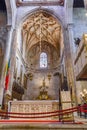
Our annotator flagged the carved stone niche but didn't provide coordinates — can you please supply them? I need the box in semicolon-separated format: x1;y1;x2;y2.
12;80;24;100
12;91;23;100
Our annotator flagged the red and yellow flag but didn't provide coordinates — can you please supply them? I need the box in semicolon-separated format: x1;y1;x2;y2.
5;59;10;91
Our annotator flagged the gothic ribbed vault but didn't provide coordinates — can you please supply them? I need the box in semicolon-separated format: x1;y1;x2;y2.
22;11;62;64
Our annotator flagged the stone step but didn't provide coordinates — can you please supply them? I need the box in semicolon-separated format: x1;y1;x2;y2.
0;123;87;130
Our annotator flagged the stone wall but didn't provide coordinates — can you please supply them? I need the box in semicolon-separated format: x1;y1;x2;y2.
23;71;60;100
0;12;7;78
73;8;87;104
0;12;7;26
73;8;87;39
16;6;65;27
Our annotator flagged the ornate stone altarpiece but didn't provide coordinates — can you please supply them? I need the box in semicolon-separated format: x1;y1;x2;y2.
8;100;59;120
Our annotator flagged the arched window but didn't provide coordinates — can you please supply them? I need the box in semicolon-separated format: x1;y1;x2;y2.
40;52;47;68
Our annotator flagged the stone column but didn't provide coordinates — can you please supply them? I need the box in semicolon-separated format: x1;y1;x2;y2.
0;25;14;107
63;24;77;104
8;29;17;93
4;29;17;110
67;24;76;56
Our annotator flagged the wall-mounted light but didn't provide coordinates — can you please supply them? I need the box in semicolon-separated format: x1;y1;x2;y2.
47;73;51;81
27;73;33;81
85;13;87;17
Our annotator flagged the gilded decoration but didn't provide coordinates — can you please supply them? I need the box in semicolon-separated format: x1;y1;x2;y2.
27;73;33;80
80;89;87;103
36;78;52;100
23;74;27;88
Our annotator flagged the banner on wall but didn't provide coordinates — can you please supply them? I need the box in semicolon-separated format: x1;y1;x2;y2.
4;59;10;91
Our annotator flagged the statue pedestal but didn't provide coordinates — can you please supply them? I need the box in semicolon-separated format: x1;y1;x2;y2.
8;100;59;120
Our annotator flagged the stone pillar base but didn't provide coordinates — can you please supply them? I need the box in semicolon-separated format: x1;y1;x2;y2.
4;90;11;111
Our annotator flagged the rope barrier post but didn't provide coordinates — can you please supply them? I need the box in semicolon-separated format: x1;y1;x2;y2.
59;88;62;122
84;103;87;119
78;104;82;117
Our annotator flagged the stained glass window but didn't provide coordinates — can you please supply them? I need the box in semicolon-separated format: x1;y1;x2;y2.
40;52;47;68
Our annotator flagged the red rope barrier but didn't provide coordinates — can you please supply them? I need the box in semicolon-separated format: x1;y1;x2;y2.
0;109;77;119
80;110;87;112
79;105;87;113
0;106;78;115
0;105;87;119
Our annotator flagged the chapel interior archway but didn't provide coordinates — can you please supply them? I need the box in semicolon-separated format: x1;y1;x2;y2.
13;10;66;100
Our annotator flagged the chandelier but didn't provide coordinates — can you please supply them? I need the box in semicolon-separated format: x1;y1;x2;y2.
80;89;87;103
39;13;42;54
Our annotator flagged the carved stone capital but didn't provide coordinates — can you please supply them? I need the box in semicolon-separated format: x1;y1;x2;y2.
6;25;12;31
67;23;74;30
64;23;74;31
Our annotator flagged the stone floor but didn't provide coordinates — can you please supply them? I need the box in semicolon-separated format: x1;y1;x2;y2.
0;123;87;130
0;115;87;130
74;115;87;124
